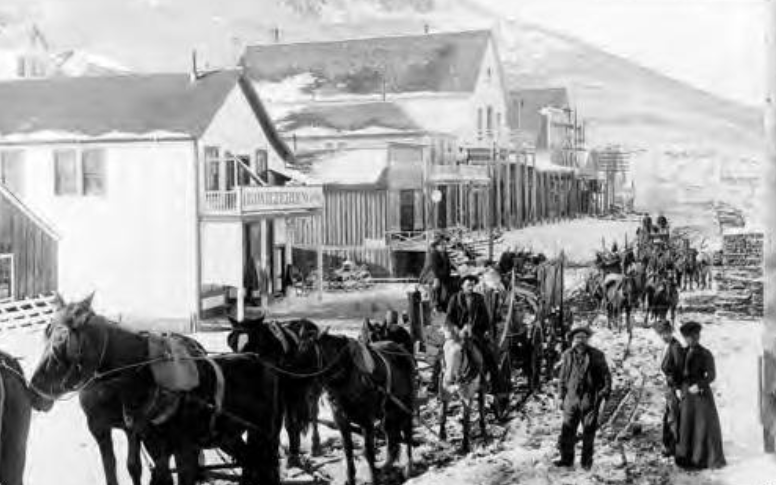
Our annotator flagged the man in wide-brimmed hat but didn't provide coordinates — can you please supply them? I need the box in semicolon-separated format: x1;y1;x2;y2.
652;319;685;457
555;322;611;470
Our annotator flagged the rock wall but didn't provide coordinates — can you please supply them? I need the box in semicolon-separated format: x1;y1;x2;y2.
715;232;764;318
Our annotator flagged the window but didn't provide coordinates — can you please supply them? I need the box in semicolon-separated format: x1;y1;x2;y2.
255;149;268;181
16;55;46;78
486;67;492;82
477;108;483;140
0;150;24;195
54;149;78;195
0;254;12;302
224;151;235;191
53;148;107;196
486;106;493;136
204;146;220;191
82;149;106;196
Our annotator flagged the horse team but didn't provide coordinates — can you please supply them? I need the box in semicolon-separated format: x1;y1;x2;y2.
587;215;713;335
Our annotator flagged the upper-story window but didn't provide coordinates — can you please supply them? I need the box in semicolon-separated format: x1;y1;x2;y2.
255;149;269;183
204;146;220;191
477;108;483;141
486;106;494;137
486;67;492;83
16;55;46;78
54;148;107;196
0;150;24;195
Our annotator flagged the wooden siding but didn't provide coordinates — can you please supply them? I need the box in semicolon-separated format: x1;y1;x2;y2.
292;187;390;247
0;191;58;299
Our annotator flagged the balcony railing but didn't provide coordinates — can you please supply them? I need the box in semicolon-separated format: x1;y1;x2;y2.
203;185;324;216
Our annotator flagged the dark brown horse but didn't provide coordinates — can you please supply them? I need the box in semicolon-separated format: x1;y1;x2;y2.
29;295;283;485
0;351;32;485
226;316;324;468
294;329;415;485
644;272;679;325
360;319;414;356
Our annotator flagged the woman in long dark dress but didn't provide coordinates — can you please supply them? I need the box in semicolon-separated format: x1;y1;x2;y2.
675;320;726;470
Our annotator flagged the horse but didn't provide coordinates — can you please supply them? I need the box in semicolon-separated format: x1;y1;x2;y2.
227;316;324;468
292;328;415;485
677;247;698;292
644;272;679;325
29;294;284;485
360;319;414;356
438;325;487;453
0;351;33;485
602;274;635;335
695;251;713;290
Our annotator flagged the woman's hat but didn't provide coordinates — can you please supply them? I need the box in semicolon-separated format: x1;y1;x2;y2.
679;320;702;336
568;322;593;339
652;319;673;334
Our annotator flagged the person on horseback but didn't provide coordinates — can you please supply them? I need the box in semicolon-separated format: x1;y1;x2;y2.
430;275;498;393
555;323;611;470
419;236;454;312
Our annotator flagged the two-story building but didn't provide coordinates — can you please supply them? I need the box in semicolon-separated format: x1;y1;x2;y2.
0;70;323;329
508;87;595;223
241;29;510;270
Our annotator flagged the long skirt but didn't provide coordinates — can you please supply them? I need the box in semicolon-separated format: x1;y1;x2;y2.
675;388;726;470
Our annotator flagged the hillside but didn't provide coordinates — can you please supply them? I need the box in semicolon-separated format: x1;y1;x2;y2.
9;0;764;221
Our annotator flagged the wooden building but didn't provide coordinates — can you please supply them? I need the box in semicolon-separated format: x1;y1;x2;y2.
0;184;58;301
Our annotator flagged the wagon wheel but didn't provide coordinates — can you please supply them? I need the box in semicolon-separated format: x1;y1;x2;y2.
491;351;513;422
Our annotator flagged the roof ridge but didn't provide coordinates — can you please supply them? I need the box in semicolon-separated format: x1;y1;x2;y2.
245;29;491;50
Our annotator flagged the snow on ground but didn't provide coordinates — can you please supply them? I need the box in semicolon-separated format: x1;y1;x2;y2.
4;217;771;485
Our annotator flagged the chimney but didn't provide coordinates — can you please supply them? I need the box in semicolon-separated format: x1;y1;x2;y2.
424;23;430;34
273;27;281;43
190;50;199;82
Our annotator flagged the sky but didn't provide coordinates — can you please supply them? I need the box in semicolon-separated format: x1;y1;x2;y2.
0;0;765;106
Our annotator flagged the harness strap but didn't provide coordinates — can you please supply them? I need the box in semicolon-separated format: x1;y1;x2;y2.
371;347;413;416
206;357;226;435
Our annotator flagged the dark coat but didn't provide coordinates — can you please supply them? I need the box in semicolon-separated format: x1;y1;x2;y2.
675;344;726;469
558;345;612;403
662;338;686;389
420;248;452;284
445;291;491;338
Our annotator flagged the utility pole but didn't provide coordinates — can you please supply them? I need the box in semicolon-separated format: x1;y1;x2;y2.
761;0;776;453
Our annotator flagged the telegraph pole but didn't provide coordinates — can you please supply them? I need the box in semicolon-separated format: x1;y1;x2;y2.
761;0;776;452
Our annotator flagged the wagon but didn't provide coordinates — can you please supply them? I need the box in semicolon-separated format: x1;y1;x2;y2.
489;254;570;415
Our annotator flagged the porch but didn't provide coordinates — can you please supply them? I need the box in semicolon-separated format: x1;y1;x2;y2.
201;185;324;218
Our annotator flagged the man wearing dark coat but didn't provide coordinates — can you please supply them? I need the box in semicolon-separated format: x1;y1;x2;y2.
555;324;612;470
419;237;454;312
674;321;726;470
430;275;497;392
653;319;685;457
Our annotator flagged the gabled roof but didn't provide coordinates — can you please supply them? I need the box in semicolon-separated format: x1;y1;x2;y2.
278;102;420;135
0;183;59;240
508;87;570;143
242;30;492;96
0;70;240;139
298;148;389;187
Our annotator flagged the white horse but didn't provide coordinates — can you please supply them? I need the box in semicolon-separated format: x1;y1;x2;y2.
437;325;487;453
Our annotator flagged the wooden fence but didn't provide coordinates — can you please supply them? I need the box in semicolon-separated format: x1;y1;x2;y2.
0;293;57;331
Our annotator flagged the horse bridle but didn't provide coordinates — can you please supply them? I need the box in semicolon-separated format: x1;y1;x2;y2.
36;313;110;400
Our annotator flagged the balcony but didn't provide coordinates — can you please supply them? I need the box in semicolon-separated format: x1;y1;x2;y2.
202;185;324;217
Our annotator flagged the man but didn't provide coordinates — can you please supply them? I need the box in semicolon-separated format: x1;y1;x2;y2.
429;275;496;392
419;237;454;312
555;323;612;470
653;319;685;457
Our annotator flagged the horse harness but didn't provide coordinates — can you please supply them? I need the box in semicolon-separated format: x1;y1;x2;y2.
363;344;413;416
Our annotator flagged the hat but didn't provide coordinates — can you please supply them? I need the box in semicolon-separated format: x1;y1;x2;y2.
679;320;702;336
652;319;672;334
568;322;593;339
460;274;479;285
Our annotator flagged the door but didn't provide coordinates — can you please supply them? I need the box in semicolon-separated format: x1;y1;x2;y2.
399;190;415;232
436;186;448;229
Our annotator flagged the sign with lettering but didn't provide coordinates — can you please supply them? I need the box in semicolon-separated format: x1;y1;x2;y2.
242;186;324;213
